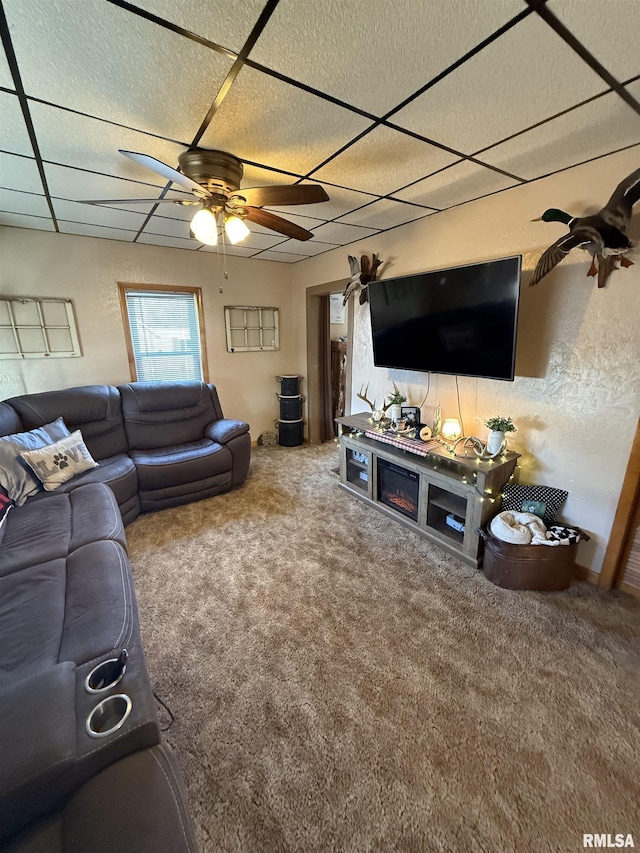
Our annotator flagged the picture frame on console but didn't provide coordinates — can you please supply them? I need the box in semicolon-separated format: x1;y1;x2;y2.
401;406;421;428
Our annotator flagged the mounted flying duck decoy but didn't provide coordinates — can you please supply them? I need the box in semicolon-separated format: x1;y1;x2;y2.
530;167;640;288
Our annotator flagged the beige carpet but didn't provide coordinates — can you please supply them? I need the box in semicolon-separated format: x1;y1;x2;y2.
126;443;640;853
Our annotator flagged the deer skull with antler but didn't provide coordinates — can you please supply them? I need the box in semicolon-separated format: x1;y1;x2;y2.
357;383;387;422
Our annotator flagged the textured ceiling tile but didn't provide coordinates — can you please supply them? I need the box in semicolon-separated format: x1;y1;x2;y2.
137;233;200;249
199;243;260;257
199;65;371;175
392;14;608;153
337;198;435;230
249;0;522;115
0;45;14;88
57;221;136;241
143;215;195;239
0;152;44;193
392;160;520;209
480;83;640;180
0;92;33;156
240;231;288;251
312;125;459;195
4;0;234;141
0;213;55;231
43;163;169;204
255;249;306;263
311;221;379;244
0;188;50;217
29;102;189;182
51;198;147;231
131;0;268;53
271;240;339;257
548;0;640;82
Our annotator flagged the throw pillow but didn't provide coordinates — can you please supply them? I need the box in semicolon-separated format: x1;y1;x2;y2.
20;430;98;491
500;483;568;526
0;417;71;505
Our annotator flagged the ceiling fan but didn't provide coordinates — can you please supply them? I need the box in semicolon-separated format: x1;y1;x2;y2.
81;149;330;245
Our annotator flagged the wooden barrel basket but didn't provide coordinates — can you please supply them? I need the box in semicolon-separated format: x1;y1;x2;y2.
479;527;579;591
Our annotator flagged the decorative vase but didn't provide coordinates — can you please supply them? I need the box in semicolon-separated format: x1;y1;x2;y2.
390;404;402;424
487;429;505;454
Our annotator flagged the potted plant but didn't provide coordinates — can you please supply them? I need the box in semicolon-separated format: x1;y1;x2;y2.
385;383;407;424
484;416;516;454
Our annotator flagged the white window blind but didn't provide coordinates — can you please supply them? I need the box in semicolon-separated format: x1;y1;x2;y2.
124;290;204;381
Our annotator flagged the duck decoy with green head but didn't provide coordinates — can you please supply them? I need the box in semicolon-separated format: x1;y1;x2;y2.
530;167;640;288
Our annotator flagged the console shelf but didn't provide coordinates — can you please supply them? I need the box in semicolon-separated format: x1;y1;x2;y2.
336;413;519;568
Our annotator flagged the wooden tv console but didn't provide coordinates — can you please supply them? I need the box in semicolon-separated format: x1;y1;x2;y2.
336;413;519;568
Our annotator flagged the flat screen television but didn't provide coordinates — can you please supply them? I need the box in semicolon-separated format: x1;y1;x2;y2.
368;255;522;381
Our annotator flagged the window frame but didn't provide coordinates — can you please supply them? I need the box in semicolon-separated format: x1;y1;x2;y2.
0;296;82;360
224;305;280;353
117;282;209;383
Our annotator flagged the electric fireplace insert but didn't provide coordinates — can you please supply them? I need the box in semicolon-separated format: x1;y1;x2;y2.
377;457;419;522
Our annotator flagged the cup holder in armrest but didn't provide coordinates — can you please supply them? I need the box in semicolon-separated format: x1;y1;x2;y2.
84;650;128;694
86;694;132;738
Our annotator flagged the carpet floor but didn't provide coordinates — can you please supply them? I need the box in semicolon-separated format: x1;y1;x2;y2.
126;443;640;853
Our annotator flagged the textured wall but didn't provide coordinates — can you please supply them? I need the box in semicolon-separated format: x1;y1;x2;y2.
0;229;301;438
294;148;640;573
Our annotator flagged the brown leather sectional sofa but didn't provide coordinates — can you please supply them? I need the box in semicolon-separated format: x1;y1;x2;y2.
0;380;251;851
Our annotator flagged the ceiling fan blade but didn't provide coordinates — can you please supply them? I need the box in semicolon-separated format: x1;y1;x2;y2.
245;207;314;241
79;197;199;205
233;184;329;208
119;150;209;196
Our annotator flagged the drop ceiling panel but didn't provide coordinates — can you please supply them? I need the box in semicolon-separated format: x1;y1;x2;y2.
548;0;640;82
256;249;308;263
0;152;44;193
391;13;609;154
143;215;197;240
198;65;372;176
199;243;260;257
392;160;521;209
0;188;50;217
337;198;434;230
250;0;522;116
29;102;189;181
137;233;200;250
42;163;171;205
480;83;640;180
313;125;459;196
0;213;55;231
240;231;289;251
132;0;269;54
0;92;33;156
4;0;235;141
51;198;147;231
271;240;338;257
311;221;379;245
57;221;136;242
0;44;14;88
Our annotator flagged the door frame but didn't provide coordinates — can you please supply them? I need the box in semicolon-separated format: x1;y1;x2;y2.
599;417;640;590
306;281;353;445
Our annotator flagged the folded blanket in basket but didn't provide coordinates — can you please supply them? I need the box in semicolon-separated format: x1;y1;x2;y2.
489;511;557;546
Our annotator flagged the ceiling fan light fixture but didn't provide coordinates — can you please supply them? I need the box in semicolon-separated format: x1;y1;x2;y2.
190;207;218;245
224;214;250;245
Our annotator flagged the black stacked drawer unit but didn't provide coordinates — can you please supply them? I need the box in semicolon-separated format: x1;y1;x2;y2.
276;375;304;446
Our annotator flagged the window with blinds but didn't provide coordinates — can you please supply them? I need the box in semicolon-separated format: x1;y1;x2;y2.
118;284;207;382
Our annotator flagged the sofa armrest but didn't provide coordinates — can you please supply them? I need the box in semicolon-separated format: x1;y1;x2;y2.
205;419;250;445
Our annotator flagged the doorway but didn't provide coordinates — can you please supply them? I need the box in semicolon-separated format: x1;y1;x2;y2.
306;281;353;445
